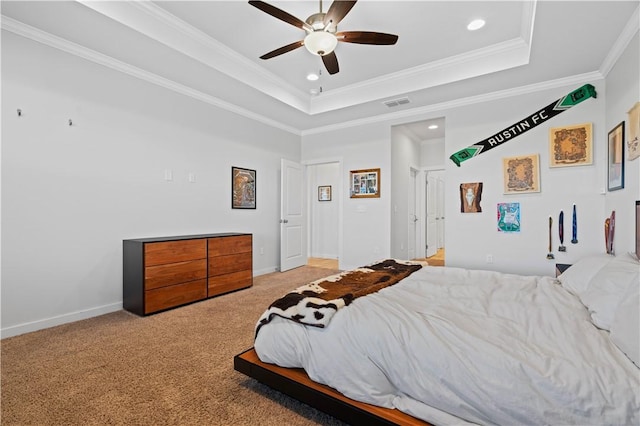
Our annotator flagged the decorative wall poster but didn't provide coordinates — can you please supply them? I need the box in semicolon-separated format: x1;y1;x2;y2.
460;182;483;213
549;122;593;167
607;122;625;191
502;154;540;194
449;84;597;166
628;102;640;160
350;168;380;198
318;185;332;201
497;202;520;232
231;166;256;209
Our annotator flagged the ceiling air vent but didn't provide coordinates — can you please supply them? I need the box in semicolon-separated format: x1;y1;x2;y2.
383;97;410;108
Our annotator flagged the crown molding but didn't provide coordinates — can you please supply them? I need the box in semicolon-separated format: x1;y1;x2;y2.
2;14;605;139
302;71;604;136
77;0;538;117
599;5;639;77
1;15;301;135
310;36;531;115
309;1;538;114
77;0;311;113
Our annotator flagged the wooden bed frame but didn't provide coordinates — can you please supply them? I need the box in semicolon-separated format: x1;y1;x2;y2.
234;347;431;426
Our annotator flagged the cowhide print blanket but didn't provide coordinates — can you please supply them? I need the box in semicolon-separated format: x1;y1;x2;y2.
255;259;423;336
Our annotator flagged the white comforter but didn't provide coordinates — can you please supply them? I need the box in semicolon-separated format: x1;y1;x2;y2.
255;265;640;425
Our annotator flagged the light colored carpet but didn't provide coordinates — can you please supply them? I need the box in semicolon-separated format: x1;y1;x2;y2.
1;266;346;426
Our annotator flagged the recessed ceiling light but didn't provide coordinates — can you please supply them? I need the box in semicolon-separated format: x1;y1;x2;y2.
307;73;319;81
467;19;485;31
428;124;439;130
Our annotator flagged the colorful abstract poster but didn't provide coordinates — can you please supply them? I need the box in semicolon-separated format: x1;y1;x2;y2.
497;202;520;232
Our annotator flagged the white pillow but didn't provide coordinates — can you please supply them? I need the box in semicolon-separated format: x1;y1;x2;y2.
610;278;640;367
557;254;613;296
579;255;640;330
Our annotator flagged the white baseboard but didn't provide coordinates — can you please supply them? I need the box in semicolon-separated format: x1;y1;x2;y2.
2;267;282;339
253;266;278;276
1;302;122;339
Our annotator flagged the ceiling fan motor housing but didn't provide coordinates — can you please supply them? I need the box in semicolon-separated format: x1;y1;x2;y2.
304;13;338;56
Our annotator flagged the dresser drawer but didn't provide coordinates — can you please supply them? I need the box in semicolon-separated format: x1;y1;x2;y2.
144;279;207;314
144;259;207;290
208;235;252;257
208;270;253;297
145;240;206;267
208;253;252;277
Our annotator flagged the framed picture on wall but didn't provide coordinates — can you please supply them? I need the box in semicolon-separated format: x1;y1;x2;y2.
502;154;540;194
460;182;483;213
318;185;332;201
350;168;380;198
549;122;593;167
607;122;625;191
497;202;521;233
231;166;256;209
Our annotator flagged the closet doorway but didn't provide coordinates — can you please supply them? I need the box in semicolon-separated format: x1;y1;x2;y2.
425;169;445;264
306;161;342;270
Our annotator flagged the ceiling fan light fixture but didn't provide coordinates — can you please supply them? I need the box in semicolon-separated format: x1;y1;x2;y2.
304;31;338;56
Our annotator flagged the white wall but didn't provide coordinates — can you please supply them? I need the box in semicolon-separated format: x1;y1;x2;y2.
445;81;608;275
302;124;391;270
307;162;340;259
3;21;636;338
390;127;421;259
604;32;640;255
420;138;446;167
304;80;613;276
1;33;300;337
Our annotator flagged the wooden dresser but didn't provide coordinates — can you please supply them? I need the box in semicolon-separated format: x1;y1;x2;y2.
123;233;252;316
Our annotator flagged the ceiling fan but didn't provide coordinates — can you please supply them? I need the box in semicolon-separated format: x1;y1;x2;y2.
248;0;398;75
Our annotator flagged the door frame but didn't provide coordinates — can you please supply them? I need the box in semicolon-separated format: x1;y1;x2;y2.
280;159;307;272
408;167;426;259
424;166;445;258
303;157;344;270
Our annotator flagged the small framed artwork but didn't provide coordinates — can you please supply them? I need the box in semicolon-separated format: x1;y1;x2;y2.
497;202;521;233
549;122;593;167
350;168;380;198
460;182;483;213
627;102;639;160
607;122;625;191
231;166;256;209
503;154;540;194
318;185;332;201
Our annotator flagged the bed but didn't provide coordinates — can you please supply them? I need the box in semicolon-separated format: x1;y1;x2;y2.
235;255;639;425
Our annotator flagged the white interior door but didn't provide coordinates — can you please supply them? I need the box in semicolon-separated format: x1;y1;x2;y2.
436;174;445;248
408;169;418;260
280;159;307;271
425;172;438;257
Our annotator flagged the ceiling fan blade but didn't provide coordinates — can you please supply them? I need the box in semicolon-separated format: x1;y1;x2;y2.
336;31;398;45
322;51;340;75
259;41;304;59
249;1;308;30
323;1;357;27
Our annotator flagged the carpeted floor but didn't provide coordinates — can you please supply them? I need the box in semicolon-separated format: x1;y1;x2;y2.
1;266;347;426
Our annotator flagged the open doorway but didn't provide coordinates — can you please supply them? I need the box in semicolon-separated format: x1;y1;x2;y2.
391;117;445;265
306;161;341;270
426;170;445;266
